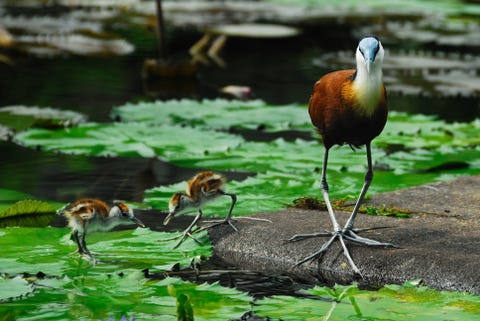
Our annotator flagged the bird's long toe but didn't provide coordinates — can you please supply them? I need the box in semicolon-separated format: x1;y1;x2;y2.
294;233;339;267
344;229;396;247
202;218;239;232
288;230;334;242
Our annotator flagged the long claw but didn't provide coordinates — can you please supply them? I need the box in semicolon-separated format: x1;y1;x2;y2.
158;230;204;249
202;216;271;232
291;228;396;276
338;235;362;277
346;230;397;247
287;231;333;242
293;234;338;267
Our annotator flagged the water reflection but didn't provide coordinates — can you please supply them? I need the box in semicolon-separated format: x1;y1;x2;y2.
0;142;198;202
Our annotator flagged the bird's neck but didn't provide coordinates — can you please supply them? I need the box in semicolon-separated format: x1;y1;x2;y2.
352;63;384;116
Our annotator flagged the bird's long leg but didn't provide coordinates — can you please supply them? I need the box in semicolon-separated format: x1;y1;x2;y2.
293;233;339;266
159;210;205;249
202;192;271;232
79;232;97;263
71;228;96;263
341;143;395;247
71;230;84;254
289;147;341;242
290;145;393;274
344;143;373;231
320;148;342;232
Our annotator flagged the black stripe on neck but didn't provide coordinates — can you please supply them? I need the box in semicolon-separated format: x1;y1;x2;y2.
350;70;357;81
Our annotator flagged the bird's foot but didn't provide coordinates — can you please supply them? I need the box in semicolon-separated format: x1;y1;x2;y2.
291;228;396;276
68;249;98;264
158;228;204;249
202;216;272;232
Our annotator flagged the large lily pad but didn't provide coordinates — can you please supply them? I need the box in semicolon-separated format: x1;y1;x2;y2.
111;99;310;132
14;123;244;159
0;227;211;277
0;106;87;131
0;272;251;321
207;23;300;38
1;8;135;57
144;143;480;216
0;199;56;228
0;225;252;321
379;113;480;148
254;282;480;321
0;189;65;227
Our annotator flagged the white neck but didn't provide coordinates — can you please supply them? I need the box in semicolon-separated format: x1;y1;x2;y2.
352;47;384;116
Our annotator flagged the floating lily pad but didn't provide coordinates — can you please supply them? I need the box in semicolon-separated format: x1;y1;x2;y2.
207;23;300;38
14;123;244;159
254;282;480;321
15;34;134;57
0;272;251;321
1;8;135;57
0;276;33;302
0;226;251;321
144;144;480;216
0;227;211;277
0;199;56;228
0;124;13;141
111;99;310;132
0;106;87;131
379;114;480;148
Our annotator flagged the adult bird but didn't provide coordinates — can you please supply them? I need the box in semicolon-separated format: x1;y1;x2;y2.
289;36;395;275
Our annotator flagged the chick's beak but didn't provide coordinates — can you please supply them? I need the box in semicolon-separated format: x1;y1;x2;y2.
131;216;146;228
163;212;174;226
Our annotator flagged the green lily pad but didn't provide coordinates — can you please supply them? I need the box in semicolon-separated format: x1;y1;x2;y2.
379;113;480;149
0;199;56;228
144;145;480;216
0;124;13;141
0;227;211;276
12;103;480;215
111;99;310;132
14;123;244;159
0;276;34;302
0;271;251;321
144;171;318;216
0;106;86;131
254;282;480;321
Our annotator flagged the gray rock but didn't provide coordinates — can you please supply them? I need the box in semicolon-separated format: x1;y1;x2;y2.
207;176;480;294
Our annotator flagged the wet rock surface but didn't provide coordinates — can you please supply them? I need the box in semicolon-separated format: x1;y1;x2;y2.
206;176;480;294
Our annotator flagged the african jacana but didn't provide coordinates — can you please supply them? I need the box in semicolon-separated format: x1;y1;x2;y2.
162;171;270;248
58;198;145;262
289;36;395;275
